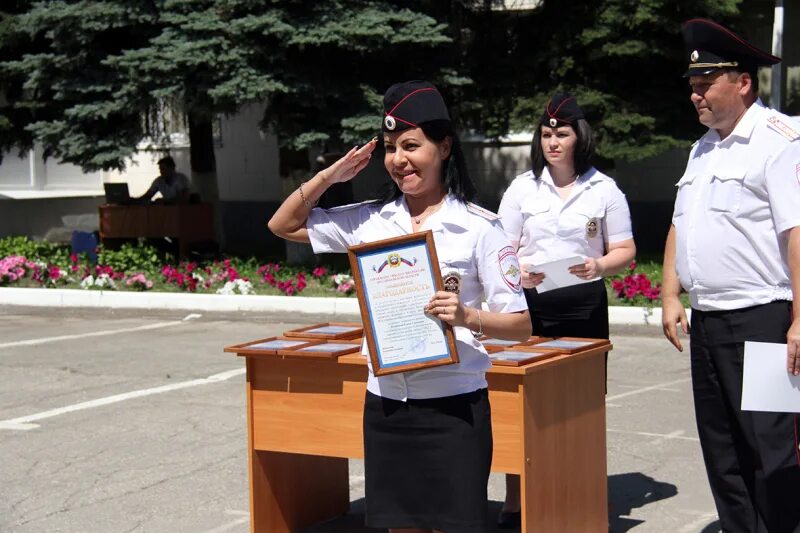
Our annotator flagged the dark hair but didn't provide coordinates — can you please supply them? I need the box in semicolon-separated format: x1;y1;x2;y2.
379;119;476;204
157;156;176;168
531;119;595;179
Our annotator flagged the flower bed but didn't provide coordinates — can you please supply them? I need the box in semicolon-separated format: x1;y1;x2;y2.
0;236;685;306
0;237;355;297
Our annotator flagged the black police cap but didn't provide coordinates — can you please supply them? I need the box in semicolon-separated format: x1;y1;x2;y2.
682;18;780;77
539;93;584;128
382;80;450;133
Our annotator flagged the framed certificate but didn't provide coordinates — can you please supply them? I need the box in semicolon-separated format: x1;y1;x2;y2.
489;346;565;367
529;337;611;354
223;336;322;356
283;322;363;340
347;231;458;376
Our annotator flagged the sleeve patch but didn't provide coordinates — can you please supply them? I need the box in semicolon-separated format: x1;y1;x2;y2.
766;116;800;142
498;246;522;292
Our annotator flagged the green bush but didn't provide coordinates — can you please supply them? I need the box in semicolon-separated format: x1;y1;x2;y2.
96;240;165;276
0;236;71;265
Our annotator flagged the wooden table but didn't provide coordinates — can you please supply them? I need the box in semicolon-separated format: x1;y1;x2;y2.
98;204;213;257
227;344;610;532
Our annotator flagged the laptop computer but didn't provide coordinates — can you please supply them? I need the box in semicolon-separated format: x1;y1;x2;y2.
103;182;132;205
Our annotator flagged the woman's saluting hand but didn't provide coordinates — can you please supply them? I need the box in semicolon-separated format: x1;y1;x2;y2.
320;139;378;184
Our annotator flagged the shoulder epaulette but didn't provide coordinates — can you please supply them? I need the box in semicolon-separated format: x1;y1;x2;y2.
466;202;500;221
323;199;378;213
766;116;800;142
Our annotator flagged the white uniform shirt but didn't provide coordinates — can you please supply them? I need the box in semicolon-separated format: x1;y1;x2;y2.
672;99;800;311
307;194;527;401
498;166;633;278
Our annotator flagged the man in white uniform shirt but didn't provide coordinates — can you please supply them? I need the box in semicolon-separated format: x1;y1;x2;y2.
661;18;800;533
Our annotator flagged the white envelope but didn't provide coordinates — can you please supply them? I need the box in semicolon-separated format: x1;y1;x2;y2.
523;255;593;294
741;341;800;413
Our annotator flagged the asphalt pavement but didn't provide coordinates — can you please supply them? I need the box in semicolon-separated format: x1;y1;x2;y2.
0;306;719;532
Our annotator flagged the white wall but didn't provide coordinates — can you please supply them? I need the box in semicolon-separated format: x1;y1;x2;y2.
0;149;32;188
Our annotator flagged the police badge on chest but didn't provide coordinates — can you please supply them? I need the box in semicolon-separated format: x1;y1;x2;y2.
586;218;598;239
443;271;461;294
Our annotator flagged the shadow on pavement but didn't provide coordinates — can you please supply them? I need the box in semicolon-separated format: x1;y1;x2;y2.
300;499;514;532
300;474;683;533
700;520;721;533
609;472;678;532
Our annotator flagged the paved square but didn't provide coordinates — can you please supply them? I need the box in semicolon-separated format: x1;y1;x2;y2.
0;307;717;532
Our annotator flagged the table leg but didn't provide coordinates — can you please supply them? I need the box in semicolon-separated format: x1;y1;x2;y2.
521;352;608;531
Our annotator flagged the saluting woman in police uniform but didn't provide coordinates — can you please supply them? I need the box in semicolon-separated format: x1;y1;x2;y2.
269;80;531;533
495;93;636;527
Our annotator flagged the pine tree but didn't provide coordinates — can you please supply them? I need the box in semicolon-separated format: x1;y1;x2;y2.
1;0;749;175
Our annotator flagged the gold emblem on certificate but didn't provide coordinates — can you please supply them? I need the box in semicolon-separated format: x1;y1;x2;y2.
586;218;598;238
443;271;461;294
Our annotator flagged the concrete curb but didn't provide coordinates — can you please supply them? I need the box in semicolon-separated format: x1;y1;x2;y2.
0;287;673;326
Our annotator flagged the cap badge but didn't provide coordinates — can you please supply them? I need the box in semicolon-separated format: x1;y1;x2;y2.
690;50;699;62
549;117;558;127
384;115;396;131
586;218;598;239
443;271;461;294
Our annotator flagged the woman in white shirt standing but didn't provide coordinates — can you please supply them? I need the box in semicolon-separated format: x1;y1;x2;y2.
495;93;636;527
269;80;531;533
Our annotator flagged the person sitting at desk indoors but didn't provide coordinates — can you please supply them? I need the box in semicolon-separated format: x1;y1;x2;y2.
268;80;531;533
495;93;636;528
136;156;191;204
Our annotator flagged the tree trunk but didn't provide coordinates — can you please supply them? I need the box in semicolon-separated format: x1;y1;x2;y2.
188;111;224;249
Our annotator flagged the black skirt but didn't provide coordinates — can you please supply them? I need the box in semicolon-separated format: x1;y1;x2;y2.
524;278;609;338
363;389;493;532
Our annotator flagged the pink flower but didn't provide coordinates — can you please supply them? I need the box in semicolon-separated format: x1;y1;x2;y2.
336;281;354;294
312;267;327;278
643;287;661;300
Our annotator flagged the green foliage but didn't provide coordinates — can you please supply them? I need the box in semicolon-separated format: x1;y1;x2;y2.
0;236;71;264
462;0;743;162
1;0;752;172
96;241;166;275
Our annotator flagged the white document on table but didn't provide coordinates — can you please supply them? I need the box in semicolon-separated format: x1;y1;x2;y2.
741;341;800;412
524;255;592;294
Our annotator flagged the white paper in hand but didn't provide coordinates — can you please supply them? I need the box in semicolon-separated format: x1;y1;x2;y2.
525;256;593;294
741;341;800;413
